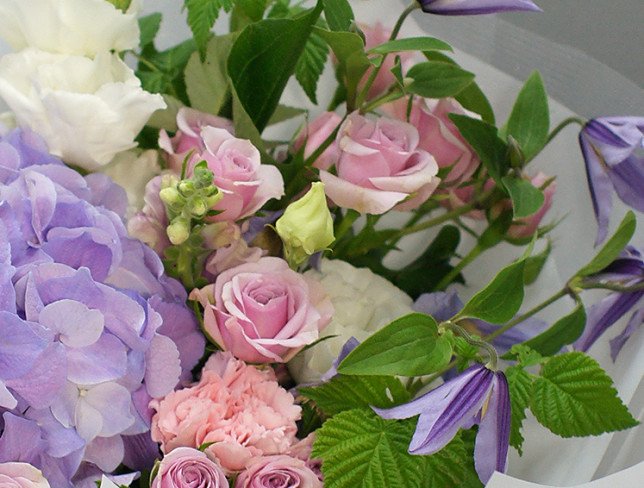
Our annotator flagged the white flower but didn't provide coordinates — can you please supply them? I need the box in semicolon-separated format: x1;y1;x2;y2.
0;0;141;57
0;48;166;170
289;259;413;384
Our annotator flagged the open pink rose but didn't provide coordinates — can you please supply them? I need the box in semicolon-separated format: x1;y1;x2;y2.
292;112;342;170
235;456;322;488
0;463;50;488
320;112;440;214
190;257;333;363
150;352;301;473
151;448;227;488
159;107;234;172
382;97;481;184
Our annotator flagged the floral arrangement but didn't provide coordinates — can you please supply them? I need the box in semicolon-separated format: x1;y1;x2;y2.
0;1;641;487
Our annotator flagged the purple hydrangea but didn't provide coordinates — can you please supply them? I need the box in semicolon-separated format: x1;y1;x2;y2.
0;129;205;487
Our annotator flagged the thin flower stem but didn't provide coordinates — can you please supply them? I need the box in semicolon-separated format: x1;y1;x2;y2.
434;244;483;291
393;203;477;238
546;116;586;144
361;89;405;113
331;210;360;248
580;282;644;293
390;2;421;41
446;322;499;370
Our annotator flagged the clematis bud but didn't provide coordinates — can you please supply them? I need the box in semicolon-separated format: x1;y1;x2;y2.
276;182;335;269
418;0;541;15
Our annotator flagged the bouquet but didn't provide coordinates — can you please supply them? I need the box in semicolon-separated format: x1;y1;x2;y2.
0;1;641;487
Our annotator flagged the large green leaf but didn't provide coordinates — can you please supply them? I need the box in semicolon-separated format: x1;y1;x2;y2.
338;313;453;376
369;37;452;55
577;211;636;277
523;239;552;285
312;409;424;488
421;434;483;487
502;176;545;218
230;0;271;31
406;61;475;99
505;71;549;160
506;366;533;455
531;352;638;437
322;0;354;31
295;28;329;104
299;375;410;417
228;2;323;132
138;13;162;49
523;302;586;356
185;0;235;56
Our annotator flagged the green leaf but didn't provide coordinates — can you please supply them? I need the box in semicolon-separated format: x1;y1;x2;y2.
185;0;235;56
230;0;270;31
338;313;453;376
502;176;545;218
420;434;483;487
184;33;236;115
406;61;475;99
457;257;527;324
506;71;549;160
531;352;638;437
323;0;354;31
577;211;636;277
230;85;271;159
139;13;162;49
506;366;533;455
300;375;410;417
267;104;306;126
508;344;546;368
523;239;552;285
295;29;329;104
312;409;424;488
449;114;509;184
369;37;452;55
523;302;586;356
229;3;323;132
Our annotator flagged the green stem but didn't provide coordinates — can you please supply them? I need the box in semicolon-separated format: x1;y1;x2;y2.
331;210;360;248
393;202;477;238
580;281;644;293
486;287;570;341
390;2;420;41
446;322;499;370
546;116;586;144
361;89;405;113
434;244;483;291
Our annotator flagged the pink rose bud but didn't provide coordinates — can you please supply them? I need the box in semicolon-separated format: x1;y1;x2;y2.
292;112;342;170
0;462;50;488
151;448;228;488
235;455;322;488
159;107;234;173
319;111;440;215
382;97;481;184
190;257;333;363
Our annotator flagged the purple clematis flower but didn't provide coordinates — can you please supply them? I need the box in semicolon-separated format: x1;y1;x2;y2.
418;0;541;16
374;364;510;484
575;247;643;356
579;117;644;245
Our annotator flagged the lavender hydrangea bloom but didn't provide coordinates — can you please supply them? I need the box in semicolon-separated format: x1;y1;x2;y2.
579;117;644;245
419;0;541;16
374;364;510;484
0;129;205;486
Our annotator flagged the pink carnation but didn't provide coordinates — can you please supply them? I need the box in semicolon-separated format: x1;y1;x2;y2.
150;352;301;473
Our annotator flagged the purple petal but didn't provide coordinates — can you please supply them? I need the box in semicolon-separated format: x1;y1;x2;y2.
83;382;136;439
25;408;85;458
609;308;643;361
122;433;160;471
0;412;46;464
84;435;124;472
0;311;49;380
66;333;128;385
144;334;181;398
84;173;128;218
584;118;643;166
608;155;644;212
320;337;361;382
474;372;511;484
420;0;541;15
413;289;464;322
476;317;548;355
38;299;105;348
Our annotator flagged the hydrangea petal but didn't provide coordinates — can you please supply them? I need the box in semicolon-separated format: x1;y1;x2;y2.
38;299;104;348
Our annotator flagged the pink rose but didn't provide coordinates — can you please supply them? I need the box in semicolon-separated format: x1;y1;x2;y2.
439;178;496;220
319;112;440;215
0;463;50;488
151;448;227;488
235;455;322;488
292;112;342;170
382;97;481;184
159;107;234;172
203;223;265;278
190;257;333;363
505;172;557;241
150;352;301;473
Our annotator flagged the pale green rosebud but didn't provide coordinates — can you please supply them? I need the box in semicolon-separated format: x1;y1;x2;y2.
276;182;334;268
167;218;191;245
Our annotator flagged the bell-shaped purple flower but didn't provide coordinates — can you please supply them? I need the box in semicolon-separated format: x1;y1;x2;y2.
579;116;644;245
418;0;541;16
373;364;510;484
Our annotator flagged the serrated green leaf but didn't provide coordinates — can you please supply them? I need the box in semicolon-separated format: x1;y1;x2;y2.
184;33;236;115
506;366;533;455
138;13;162;49
296;29;329;104
457;256;527;324
449;114;509;184
299;375;410;417
577;211;636;277
506;344;546;368
369;37;452;55
420;434;483;487
531;352;638;437
523;302;586;356
323;0;354;31
506;71;549;160
406;61;475;99
229;3;323;132
338;313;453;376
185;0;235;56
312;409;423;488
523;239;552;284
502;176;545;218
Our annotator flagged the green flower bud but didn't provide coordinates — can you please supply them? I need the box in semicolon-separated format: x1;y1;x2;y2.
161;173;180;190
167;218;191;245
178;180;195;196
159;187;182;206
190;197;208;218
276;182;334;268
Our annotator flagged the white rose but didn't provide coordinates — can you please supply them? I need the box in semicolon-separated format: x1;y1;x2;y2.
0;48;166;170
289;259;414;384
0;0;141;56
